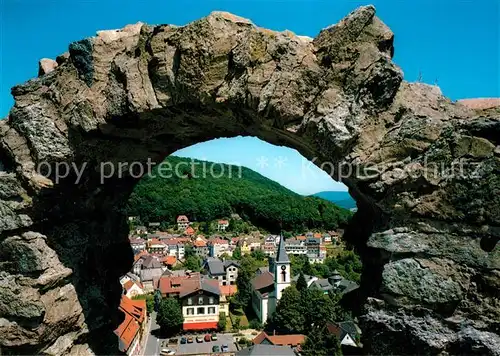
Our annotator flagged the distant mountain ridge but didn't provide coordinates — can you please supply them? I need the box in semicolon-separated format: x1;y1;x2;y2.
311;191;357;209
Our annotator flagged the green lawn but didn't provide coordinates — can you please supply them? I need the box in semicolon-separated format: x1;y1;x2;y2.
230;308;249;329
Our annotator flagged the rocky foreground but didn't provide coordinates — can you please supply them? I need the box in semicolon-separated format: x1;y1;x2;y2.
0;5;499;355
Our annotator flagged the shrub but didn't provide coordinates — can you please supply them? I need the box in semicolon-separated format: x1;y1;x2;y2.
249;319;263;330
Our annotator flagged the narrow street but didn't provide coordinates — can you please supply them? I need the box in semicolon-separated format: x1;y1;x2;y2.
143;311;160;356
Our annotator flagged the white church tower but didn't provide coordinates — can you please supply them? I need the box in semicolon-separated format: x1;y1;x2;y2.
274;233;291;301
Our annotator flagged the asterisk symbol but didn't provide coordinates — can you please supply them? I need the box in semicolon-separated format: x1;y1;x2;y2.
274;156;288;169
256;156;269;169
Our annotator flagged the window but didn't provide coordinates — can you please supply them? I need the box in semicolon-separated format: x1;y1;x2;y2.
208;307;216;314
187;308;194;315
198;297;204;305
187;298;193;305
197;307;205;315
229;275;234;279
209;297;214;305
281;271;286;282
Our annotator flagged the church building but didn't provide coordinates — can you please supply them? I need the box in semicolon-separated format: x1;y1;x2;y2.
250;234;291;323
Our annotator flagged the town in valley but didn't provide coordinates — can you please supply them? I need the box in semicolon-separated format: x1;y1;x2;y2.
116;214;362;356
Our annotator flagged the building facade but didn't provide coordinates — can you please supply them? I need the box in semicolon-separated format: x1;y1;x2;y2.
179;279;221;331
177;215;189;230
250;234;290;323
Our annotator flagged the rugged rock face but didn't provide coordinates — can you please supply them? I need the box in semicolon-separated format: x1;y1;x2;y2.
0;5;498;355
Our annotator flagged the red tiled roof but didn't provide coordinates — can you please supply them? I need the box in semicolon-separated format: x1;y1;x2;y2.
326;322;341;338
148;238;165;246
114;296;146;352
296;235;306;240
157;273;201;296
219;284;237;296
268;334;305;346
313;233;322;238
251;271;274;291
194;239;207;247
252;331;267;345
209;238;228;245
133;250;148;262
177;215;189;222
218;220;229;225
123;280;134;291
253;331;305;346
185;227;195;235
161;256;177;266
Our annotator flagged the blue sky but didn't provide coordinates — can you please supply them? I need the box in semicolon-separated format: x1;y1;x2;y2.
1;0;498;194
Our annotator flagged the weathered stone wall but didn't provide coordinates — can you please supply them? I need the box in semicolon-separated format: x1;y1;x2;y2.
0;6;498;355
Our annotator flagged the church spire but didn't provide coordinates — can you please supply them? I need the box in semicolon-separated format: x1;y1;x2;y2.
276;232;290;263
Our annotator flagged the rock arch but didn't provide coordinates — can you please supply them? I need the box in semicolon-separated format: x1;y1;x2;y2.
0;5;498;355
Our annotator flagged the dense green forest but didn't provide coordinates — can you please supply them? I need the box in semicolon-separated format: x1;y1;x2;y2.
126;156;352;232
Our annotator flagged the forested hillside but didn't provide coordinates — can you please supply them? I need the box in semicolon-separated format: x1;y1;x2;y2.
126;156;352;232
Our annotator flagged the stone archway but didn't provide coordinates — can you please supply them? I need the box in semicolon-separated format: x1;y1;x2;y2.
0;5;498;355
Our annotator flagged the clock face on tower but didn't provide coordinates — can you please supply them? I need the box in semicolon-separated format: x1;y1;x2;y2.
281;265;286;271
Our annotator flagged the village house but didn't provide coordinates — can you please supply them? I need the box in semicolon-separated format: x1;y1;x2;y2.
184;226;196;236
326;321;361;350
329;230;341;244
160;255;178;269
308;270;359;295
284;238;307;255
179;278;221;331
291;274;318;288
177;215;190;230
219;284;237;316
262;242;277;257
239;237;261;254
252;331;305;348
251;235;290;323
163;238;186;260
217;219;230;231
203;257;240;285
193;239;209;259
305;234;326;263
122;279;144;298
156;272;201;298
129;237;146;253
114;296;147;355
133;255;164;293
208;237;230;257
146;238;167;254
262;235;278;256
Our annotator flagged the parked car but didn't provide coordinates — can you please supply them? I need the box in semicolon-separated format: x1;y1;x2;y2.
221;344;229;352
211;333;218;341
204;334;211;342
212;345;220;352
196;335;204;343
180;337;187;344
187;336;194;343
160;348;176;356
